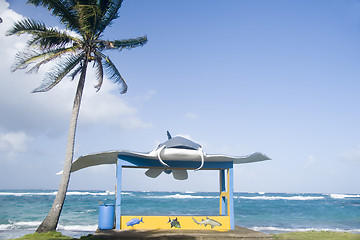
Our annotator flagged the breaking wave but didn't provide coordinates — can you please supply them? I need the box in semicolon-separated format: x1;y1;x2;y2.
146;193;217;199
329;194;360;199
0;221;41;230
57;224;98;232
236;196;324;200
0;221;97;232
0;191;116;196
251;226;360;234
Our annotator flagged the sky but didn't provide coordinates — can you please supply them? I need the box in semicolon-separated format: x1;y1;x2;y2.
0;0;360;194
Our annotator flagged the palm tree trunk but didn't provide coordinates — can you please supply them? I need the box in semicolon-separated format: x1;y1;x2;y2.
36;60;88;233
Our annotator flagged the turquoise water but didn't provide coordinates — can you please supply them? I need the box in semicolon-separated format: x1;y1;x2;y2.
0;190;359;239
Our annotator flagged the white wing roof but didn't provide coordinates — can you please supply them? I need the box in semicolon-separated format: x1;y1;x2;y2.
70;150;270;173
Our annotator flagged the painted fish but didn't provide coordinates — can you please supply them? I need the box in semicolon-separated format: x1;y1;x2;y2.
167;217;181;228
126;217;144;227
192;217;222;229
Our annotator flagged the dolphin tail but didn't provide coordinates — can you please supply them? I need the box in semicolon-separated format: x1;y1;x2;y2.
167;217;171;223
140;217;143;223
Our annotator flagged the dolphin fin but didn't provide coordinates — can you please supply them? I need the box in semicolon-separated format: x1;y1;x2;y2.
172;169;188;180
167;131;172;139
234;152;271;164
145;168;163;178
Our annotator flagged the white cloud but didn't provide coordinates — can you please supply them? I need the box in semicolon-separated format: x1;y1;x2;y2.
144;90;156;101
79;74;152;129
0;1;23;24
305;155;315;168
0;3;70;136
185;112;198;119
0;131;33;154
338;145;360;164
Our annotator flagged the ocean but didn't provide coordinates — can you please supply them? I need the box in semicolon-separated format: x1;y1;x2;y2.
0;190;359;239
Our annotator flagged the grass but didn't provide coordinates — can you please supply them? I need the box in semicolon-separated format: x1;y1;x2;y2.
272;231;360;240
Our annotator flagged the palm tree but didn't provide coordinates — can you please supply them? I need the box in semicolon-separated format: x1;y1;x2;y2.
7;0;147;233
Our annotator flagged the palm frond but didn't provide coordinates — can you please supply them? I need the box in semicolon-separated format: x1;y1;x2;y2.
97;0;123;34
98;0;112;15
69;65;82;81
29;29;79;49
113;36;148;49
7;18;79;49
26;0;79;32
6;18;47;36
27;47;79;73
10;0;146;96
11;49;47;72
10;51;35;71
11;47;77;73
75;3;101;35
98;35;147;50
102;55;127;94
93;54;104;91
32;53;84;92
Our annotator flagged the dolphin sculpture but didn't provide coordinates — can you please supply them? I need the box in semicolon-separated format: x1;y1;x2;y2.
67;131;270;180
143;131;205;180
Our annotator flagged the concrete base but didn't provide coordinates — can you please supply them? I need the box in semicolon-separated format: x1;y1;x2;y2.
94;225;274;239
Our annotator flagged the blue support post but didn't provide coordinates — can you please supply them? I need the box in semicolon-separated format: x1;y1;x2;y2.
219;169;226;215
116;159;122;230
229;167;234;229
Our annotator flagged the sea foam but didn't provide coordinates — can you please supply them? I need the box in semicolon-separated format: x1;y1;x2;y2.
0;192;57;196
0;221;97;232
146;193;217;199
236;195;324;200
0;191;116;196
251;226;360;234
0;221;41;230
329;194;360;199
57;224;98;232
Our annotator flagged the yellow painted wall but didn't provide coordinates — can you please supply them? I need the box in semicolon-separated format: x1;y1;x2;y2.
121;215;230;230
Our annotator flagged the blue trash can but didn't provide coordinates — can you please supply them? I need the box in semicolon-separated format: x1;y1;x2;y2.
98;204;115;230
